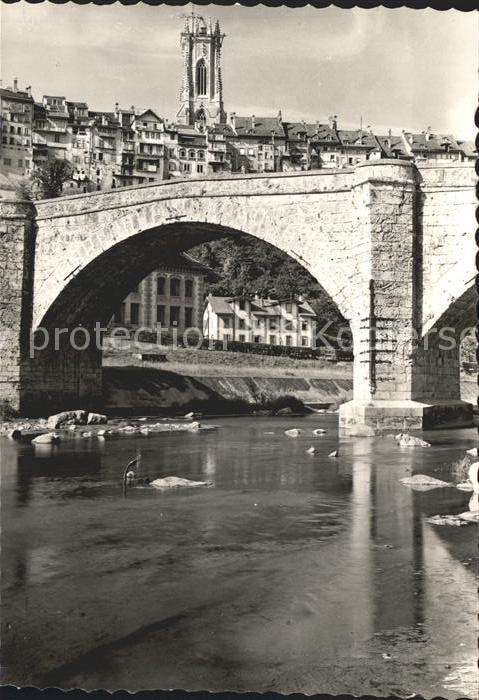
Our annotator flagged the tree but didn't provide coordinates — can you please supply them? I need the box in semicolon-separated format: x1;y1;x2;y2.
190;235;348;332
32;157;73;199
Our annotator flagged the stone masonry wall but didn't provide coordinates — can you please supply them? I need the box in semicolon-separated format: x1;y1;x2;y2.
0;197;35;414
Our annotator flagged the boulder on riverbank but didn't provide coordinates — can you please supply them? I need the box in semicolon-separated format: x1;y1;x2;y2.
87;412;107;425
47;410;87;429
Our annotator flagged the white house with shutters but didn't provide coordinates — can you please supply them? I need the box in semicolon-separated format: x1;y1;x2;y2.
203;294;317;347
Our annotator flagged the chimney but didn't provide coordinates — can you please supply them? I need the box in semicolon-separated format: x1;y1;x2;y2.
26;85;31;98
114;102;119;114
229;111;236;130
425;126;432;141
277;109;282;123
328;114;337;130
251;114;255;129
131;105;135;114
13;78;18;93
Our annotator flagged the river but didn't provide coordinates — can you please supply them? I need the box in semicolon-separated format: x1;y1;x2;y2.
1;415;477;697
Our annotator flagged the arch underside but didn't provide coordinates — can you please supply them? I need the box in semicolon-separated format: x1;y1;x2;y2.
37;221;345;334
422;283;476;340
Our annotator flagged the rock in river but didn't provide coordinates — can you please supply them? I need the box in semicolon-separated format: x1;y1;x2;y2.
150;476;212;490
285;428;301;437
400;474;451;491
395;433;431;448
32;432;60;445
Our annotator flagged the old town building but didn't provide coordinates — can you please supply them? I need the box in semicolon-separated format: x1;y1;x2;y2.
111;253;216;336
203;294;317;347
0;80;34;178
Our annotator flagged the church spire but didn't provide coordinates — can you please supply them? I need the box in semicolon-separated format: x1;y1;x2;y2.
176;14;226;126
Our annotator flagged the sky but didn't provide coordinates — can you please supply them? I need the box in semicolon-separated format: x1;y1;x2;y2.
1;3;477;138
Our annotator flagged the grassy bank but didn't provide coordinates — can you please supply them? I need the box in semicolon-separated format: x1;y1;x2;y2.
103;344;353;379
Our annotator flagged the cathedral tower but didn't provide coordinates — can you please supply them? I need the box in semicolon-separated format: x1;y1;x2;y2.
176;13;226;126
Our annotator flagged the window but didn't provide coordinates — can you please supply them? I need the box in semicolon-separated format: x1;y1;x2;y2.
149;178;154;182
189;150;195;160
170;277;180;296
179;149;186;158
269;319;277;330
197;164;204;173
301;336;309;347
2;137;6;144
184;307;193;327
239;148;245;155
348;157;353;164
170;306;180;325
183;163;191;172
18;159;23;168
3;158;11;166
248;149;254;156
130;303;140;325
25;159;29;168
169;148;175;158
54;134;60;143
255;319;261;328
114;304;125;324
285;321;293;331
239;319;246;330
157;276;166;295
198;150;205;160
285;336;292;346
269;335;276;345
285;302;292;313
223;317;230;329
239;334;245;342
185;279;193;298
157;305;165;324
254;335;261;343
239;299;246;310
301;321;308;331
196;59;207;96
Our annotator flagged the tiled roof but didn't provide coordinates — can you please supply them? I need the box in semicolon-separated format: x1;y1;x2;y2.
375;135;410;158
457;140;477;157
284;122;339;143
337;129;378;148
0;87;33;102
208;296;316;317
233;116;286;138
207;296;235;315
134;109;163;123
407;132;461;152
208;123;235;137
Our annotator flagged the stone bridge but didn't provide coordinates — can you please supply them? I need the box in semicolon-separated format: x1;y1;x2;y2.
0;160;475;433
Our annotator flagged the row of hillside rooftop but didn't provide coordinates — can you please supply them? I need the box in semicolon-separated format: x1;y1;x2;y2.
1;80;476;193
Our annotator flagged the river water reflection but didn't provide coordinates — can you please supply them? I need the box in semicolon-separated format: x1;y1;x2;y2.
1;415;477;697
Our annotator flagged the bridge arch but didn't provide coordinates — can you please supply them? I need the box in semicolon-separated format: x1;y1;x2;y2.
35;220;348;335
